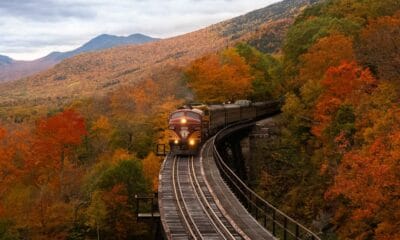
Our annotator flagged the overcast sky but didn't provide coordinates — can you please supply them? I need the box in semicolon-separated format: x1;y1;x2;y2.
0;0;281;60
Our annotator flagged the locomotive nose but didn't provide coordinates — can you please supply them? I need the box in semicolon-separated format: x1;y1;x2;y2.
180;128;189;139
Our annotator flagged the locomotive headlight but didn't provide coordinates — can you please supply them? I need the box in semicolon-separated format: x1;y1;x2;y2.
174;139;179;144
180;118;187;124
189;139;195;146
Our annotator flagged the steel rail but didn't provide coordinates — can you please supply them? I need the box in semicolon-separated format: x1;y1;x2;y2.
172;156;201;239
188;156;238;240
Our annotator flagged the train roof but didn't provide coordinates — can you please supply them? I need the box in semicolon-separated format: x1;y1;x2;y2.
223;104;241;109
169;108;204;119
208;104;241;111
187;101;276;112
208;104;225;110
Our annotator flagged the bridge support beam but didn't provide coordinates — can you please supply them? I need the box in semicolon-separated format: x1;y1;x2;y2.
216;129;251;182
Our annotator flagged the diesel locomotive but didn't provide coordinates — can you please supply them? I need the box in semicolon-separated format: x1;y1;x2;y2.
168;101;279;155
168;108;204;155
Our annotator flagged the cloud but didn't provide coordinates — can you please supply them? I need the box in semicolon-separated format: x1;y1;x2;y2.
0;0;96;21
0;0;280;60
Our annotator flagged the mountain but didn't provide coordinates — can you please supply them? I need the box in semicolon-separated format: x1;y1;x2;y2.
0;34;158;82
44;33;158;62
0;0;322;106
0;55;13;66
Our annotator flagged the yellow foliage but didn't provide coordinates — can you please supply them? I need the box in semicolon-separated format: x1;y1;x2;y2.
91;115;111;132
151;96;184;147
142;152;162;192
186;47;254;102
111;149;135;164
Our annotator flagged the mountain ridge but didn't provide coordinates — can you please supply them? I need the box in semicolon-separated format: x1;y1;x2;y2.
43;33;158;62
0;33;158;82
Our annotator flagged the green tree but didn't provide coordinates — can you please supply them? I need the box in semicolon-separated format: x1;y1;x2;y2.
98;159;148;205
86;191;107;240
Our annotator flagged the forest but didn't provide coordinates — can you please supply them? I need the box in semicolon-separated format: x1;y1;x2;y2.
1;0;399;239
0;78;183;239
186;0;400;239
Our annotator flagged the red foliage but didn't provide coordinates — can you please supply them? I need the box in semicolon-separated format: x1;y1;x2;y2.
312;62;376;137
326;108;400;239
31;109;87;189
33;109;86;164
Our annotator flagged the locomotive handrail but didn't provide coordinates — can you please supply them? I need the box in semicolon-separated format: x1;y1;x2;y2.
212;121;321;240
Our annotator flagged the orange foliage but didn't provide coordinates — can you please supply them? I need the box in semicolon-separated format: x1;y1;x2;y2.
186;48;254;102
32;109;87;191
312;62;376;137
91;115;112;132
299;34;355;86
327;114;400;238
142;152;162;192
35;109;86;150
299;34;356;105
110;79;162;120
0;126;32;195
111;148;134;164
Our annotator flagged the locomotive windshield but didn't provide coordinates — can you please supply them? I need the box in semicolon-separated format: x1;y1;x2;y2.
171;112;185;119
186;112;201;120
170;111;201;120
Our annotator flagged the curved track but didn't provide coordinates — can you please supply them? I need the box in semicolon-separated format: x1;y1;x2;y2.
160;154;243;239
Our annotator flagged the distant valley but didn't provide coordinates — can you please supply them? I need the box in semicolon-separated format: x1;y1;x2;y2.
0;33;158;82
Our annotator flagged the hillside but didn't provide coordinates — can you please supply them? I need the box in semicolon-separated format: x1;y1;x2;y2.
0;34;158;83
0;0;320;106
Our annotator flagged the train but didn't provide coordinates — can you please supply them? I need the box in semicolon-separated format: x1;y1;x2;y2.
167;100;280;155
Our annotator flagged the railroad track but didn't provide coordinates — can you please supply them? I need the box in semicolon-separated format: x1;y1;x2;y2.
161;155;244;239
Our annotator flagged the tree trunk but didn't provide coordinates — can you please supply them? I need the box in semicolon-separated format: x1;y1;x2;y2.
97;221;100;240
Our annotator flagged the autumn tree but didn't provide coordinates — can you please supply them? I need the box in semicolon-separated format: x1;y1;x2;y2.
312;62;376;137
186;48;254;102
108;79;170;157
325;0;400;21
236;43;283;100
97;159;148;205
142;152;162;192
356;13;400;82
151;96;184;149
33;109;87;198
101;184;135;239
299;34;355;105
326;110;400;239
0;127;15;195
283;16;360;68
90;115;113;157
86;191;107;240
0;126;32;197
